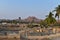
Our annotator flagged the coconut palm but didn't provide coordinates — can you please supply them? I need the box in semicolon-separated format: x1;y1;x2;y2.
44;12;56;25
53;5;60;21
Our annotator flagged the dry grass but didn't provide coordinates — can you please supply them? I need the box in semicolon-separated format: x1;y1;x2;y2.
0;38;20;40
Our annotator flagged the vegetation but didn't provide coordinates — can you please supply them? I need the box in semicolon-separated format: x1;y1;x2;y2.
44;12;56;26
40;20;48;28
40;12;56;28
40;5;60;28
53;5;60;21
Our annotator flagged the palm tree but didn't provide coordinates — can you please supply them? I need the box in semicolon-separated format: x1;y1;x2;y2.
44;12;56;25
53;5;60;22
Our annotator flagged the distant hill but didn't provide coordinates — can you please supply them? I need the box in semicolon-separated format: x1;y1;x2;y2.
23;16;42;23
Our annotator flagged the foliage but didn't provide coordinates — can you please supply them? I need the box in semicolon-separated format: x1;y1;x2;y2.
44;12;56;25
53;5;60;21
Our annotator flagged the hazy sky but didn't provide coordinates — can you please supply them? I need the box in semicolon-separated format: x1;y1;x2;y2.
0;0;60;19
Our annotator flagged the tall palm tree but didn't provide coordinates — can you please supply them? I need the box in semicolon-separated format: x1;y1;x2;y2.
53;5;60;22
44;12;56;25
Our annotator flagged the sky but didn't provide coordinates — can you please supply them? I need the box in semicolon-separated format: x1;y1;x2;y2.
0;0;60;19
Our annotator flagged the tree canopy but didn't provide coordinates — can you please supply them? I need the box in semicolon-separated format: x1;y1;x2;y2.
53;5;60;21
44;12;56;25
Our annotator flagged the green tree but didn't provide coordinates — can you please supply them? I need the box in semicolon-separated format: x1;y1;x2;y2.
44;12;56;25
53;5;60;21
